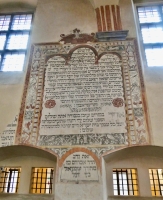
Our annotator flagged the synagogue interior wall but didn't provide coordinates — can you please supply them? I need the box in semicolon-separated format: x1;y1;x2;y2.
0;0;163;154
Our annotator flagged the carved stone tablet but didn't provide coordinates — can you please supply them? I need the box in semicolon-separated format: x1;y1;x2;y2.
60;152;99;182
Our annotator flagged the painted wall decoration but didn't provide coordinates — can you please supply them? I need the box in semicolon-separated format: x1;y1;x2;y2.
40;49;126;137
15;34;150;159
95;5;122;32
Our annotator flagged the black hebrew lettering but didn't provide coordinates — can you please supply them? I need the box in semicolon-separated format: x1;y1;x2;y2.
60;152;99;181
40;48;126;135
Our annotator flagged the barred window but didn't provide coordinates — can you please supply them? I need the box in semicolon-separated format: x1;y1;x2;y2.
137;5;163;67
31;168;54;194
0;167;21;193
149;169;163;196
0;13;32;71
113;169;138;196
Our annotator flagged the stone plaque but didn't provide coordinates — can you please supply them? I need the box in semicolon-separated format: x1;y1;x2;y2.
60;152;99;181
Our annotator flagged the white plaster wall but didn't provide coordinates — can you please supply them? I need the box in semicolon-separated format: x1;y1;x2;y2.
0;84;23;134
55;182;102;200
31;0;97;43
143;68;163;145
0;156;56;194
120;0;137;37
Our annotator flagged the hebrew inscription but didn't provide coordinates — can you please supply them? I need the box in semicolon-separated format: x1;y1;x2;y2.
0;116;18;147
40;48;126;135
16;40;149;148
60;152;99;181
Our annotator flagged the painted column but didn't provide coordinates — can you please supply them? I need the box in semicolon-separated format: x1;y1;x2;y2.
94;0;122;32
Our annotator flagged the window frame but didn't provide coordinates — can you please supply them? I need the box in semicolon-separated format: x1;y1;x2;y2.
113;168;139;196
0;167;21;193
30;167;54;194
0;12;33;72
134;1;163;68
149;168;163;196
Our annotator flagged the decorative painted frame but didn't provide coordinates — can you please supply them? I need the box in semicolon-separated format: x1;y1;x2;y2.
15;38;150;157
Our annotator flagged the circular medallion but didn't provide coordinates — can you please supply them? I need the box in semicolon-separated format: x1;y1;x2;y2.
112;98;123;107
45;100;56;108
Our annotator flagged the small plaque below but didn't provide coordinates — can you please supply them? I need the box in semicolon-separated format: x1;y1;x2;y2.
60;152;99;182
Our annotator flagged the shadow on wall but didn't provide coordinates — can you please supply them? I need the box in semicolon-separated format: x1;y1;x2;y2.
0;145;57;162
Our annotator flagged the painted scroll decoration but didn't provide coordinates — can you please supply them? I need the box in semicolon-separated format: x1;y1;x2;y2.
16;36;149;157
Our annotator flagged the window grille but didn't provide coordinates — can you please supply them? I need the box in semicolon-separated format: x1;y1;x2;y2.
31;168;54;194
149;169;163;196
0;167;21;193
0;13;33;71
113;169;138;196
137;5;163;67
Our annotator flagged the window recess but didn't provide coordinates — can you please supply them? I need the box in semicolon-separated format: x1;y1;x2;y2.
137;5;163;67
0;13;33;71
